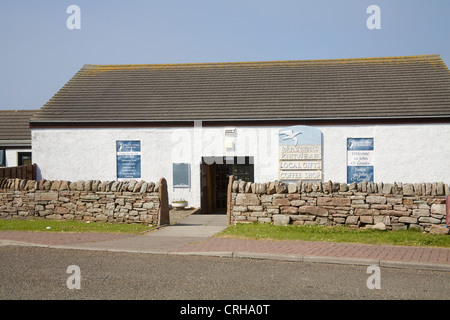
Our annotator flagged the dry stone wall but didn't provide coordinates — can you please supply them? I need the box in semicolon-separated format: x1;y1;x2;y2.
0;178;169;225
229;180;449;234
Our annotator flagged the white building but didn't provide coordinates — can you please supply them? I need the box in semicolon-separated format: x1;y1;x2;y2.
30;55;450;213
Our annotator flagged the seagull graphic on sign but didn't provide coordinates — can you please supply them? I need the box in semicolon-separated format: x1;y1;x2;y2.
279;129;302;146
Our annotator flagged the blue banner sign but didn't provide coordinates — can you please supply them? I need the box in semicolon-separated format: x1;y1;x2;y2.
116;140;141;179
117;140;141;153
347;138;374;183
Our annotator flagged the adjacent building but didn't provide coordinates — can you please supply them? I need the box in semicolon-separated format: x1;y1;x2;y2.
29;54;450;212
0;110;36;167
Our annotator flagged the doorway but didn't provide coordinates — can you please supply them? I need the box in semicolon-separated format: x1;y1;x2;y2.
200;156;254;213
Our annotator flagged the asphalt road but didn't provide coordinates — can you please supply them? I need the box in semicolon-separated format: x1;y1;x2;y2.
0;246;448;302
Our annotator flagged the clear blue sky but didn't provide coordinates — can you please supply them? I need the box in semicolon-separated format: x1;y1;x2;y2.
1;0;449;110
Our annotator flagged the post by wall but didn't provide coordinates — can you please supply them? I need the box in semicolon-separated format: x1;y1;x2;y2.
227;177;449;235
0;177;170;226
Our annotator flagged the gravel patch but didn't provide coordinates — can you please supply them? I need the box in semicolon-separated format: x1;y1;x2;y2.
169;207;199;225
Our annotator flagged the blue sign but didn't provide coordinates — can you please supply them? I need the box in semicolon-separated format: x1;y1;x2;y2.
347;138;374;151
347;138;374;183
116;140;141;153
347;166;374;184
279;125;321;146
116;140;141;179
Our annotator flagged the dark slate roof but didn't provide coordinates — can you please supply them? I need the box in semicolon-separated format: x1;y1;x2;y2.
30;54;450;124
0;110;36;142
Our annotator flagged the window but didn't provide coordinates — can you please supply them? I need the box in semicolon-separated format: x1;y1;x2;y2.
18;152;32;166
173;163;190;188
0;149;5;167
229;157;254;182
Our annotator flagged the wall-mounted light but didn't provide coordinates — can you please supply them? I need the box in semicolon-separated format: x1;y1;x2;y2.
225;128;237;137
224;139;234;150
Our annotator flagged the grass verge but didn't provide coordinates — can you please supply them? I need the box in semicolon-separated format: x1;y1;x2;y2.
0;219;152;234
217;223;450;248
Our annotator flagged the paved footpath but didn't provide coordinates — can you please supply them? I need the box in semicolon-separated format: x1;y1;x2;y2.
0;214;449;271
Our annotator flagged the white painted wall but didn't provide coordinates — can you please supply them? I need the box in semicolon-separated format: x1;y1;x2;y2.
32;123;450;207
5;149;32;167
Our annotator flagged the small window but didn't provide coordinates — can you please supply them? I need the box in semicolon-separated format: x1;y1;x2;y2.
0;149;5;167
18;152;32;166
173;163;190;188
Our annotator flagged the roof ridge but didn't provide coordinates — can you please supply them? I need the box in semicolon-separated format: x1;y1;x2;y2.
82;54;442;69
0;109;38;113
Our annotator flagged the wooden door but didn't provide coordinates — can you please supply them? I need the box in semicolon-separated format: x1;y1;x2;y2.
200;161;209;213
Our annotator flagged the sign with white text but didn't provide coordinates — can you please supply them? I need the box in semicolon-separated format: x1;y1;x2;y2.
116;140;141;179
279;126;322;181
347;138;374;183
